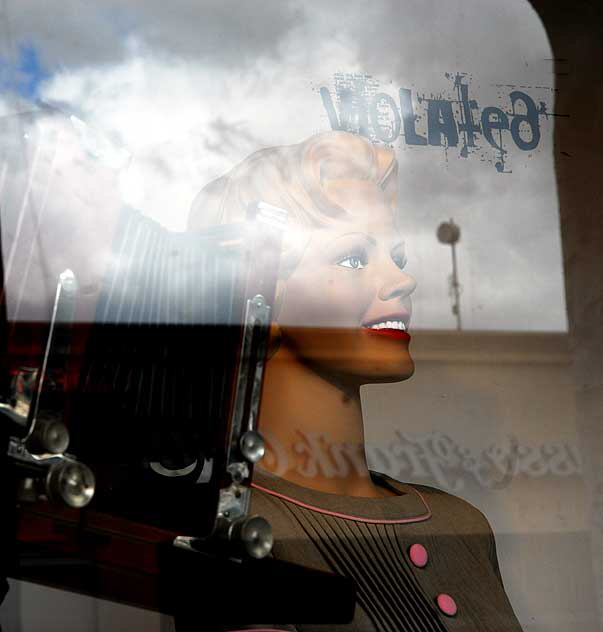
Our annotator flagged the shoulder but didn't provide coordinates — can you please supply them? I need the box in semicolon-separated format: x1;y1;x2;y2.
397;479;503;576
373;471;495;536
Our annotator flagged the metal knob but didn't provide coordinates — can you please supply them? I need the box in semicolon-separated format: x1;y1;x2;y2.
46;459;95;508
240;430;265;463
231;515;273;559
28;419;70;455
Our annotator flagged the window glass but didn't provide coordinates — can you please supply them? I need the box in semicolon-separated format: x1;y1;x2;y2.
0;2;599;632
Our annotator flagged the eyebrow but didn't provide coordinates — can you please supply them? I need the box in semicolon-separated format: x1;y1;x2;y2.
326;233;406;253
330;232;378;246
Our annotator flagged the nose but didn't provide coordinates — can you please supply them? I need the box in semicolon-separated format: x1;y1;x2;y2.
378;269;417;301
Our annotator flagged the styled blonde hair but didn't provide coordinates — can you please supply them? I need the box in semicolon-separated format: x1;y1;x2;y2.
187;131;398;278
188;131;398;231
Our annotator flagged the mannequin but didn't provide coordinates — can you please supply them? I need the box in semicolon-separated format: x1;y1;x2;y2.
188;131;524;631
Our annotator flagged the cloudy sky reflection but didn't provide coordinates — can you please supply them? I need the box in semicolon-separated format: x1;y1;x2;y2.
0;0;567;331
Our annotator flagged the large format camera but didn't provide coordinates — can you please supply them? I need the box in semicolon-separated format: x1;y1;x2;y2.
0;117;354;624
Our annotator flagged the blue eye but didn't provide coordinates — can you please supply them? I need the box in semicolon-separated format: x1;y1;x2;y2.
392;253;407;270
337;255;367;269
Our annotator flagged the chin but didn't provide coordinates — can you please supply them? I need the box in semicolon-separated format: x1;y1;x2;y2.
349;345;415;384
282;326;416;384
359;357;415;384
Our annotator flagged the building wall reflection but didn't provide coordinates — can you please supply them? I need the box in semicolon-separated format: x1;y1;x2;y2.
363;329;595;632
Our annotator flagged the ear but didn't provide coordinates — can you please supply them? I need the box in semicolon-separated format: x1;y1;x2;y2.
267;279;286;360
374;146;398;209
272;278;286;321
267;322;283;360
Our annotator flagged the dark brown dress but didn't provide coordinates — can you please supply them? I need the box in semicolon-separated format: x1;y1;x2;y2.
222;468;524;631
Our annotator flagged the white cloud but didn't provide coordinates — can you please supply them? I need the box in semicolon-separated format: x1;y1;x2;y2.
0;0;566;330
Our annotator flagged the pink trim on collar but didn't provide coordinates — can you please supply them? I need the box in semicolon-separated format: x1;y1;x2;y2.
250;482;432;524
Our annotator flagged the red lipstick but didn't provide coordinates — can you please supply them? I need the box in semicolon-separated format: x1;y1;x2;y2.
365;328;411;342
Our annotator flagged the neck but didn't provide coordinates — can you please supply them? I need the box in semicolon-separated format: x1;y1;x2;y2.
256;344;392;497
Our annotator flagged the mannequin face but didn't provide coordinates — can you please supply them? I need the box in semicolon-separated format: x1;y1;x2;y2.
276;178;416;383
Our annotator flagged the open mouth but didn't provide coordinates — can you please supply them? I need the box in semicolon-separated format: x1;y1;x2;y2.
362;315;411;340
365;320;407;332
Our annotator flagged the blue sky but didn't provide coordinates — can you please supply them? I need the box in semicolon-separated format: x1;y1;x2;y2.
0;43;49;99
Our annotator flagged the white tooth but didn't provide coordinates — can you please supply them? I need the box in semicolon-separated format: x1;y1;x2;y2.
386;321;392;328
379;323;385;329
372;324;379;329
401;322;406;331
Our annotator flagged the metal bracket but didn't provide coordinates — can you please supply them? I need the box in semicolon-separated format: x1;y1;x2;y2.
222;294;269;490
0;269;76;449
3;270;95;509
25;269;77;444
216;294;273;556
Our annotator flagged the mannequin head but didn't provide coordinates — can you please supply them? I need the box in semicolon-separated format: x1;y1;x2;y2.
188;131;416;385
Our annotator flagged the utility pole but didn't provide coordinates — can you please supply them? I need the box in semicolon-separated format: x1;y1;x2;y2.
436;219;462;330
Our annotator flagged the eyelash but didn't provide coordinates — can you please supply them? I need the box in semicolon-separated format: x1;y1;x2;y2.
334;249;407;270
392;252;407;270
336;250;368;270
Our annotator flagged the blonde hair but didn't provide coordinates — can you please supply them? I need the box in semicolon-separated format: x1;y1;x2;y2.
188;131;397;227
187;131;398;274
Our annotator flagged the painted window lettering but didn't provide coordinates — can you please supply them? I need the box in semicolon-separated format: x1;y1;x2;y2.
321;75;544;171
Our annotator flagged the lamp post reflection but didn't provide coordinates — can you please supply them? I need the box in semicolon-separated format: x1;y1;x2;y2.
437;219;462;330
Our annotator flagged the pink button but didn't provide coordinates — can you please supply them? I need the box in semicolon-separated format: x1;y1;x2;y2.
436;593;458;617
408;543;428;568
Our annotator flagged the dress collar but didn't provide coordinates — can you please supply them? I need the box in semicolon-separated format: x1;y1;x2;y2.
251;469;431;524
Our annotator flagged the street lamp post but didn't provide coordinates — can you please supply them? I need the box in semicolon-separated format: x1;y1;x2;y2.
436;219;462;331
